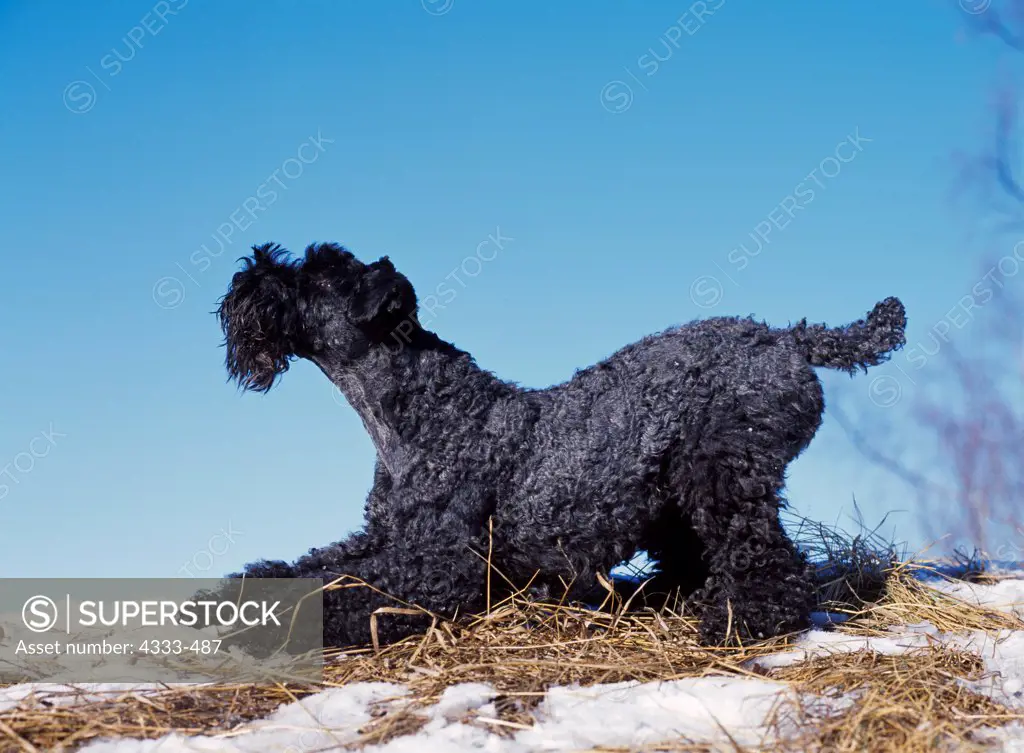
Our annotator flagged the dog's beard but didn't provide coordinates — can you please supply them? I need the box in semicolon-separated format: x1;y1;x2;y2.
217;246;302;392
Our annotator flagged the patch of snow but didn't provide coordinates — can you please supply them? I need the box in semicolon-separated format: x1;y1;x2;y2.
427;682;495;720
751;627;933;670
516;677;792;750
974;722;1024;751
929;578;1024;619
943;630;1024;708
79;682;406;752
72;676;796;752
810;610;849;627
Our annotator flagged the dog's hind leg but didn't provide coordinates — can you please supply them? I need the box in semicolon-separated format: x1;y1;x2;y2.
682;449;815;644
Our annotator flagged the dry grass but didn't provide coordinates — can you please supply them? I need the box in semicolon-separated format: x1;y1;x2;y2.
765;648;1012;753
0;684;318;752
826;561;1024;636
947;547;999;584
2;553;1024;751
790;508;905;610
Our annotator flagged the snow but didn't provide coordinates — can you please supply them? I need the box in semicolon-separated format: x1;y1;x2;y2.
931;577;1024;618
751;622;938;670
75;677;797;752
79;683;408;752
947;630;1024;706
6;571;1024;751
516;677;792;750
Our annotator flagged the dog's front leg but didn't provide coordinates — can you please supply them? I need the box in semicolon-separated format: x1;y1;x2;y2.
232;513;489;649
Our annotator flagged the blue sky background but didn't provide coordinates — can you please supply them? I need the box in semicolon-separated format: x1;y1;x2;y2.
0;1;1014;577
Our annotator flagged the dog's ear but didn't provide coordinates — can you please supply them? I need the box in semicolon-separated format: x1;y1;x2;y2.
350;256;417;338
217;244;302;392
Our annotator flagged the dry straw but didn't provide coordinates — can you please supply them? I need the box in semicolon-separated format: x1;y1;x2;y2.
2;522;1024;751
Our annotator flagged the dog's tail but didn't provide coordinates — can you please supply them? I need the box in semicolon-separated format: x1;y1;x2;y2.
791;297;907;374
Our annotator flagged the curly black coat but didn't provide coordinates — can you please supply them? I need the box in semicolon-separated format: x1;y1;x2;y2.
216;242;907;646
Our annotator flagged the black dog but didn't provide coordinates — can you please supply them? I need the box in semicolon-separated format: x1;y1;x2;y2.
217;242;906;646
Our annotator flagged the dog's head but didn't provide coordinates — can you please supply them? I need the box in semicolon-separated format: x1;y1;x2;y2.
217;242;417;392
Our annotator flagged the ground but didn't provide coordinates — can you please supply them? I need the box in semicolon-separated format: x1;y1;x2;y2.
5;563;1024;751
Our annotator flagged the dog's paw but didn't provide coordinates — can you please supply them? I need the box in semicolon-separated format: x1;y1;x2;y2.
697;601;809;646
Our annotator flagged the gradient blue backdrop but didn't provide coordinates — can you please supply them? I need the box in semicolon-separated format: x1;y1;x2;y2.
0;1;1008;577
